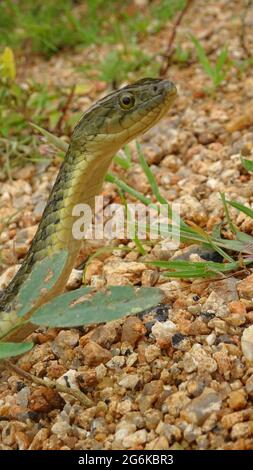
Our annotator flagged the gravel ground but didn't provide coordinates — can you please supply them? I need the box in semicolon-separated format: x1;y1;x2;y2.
1;0;253;450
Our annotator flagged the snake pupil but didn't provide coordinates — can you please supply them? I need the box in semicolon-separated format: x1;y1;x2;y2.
122;96;131;105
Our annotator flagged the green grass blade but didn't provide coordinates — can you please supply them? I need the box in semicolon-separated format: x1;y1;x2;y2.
30;122;68;152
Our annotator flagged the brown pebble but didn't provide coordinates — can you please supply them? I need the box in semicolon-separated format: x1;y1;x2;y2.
228;389;248;411
82;341;112;367
29;386;64;413
121;317;146;347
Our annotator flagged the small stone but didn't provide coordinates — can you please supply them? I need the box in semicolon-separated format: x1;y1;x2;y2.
118;374;140;390
0;265;20;290
66;269;83;290
228;389;247;411
146;436;169;450
121;317;146;346
237;274;253;300
126;352;138;367
183;423;202;443
187;380;205;398
141;269;159;286
85;259;103;284
159;423;182;444
213;348;232;377
80;323;119;349
229;300;247;315
33;199;46;220
241;325;253;361
231;421;253;440
53;330;79;348
144;410;162;430
29;386;64;413
51;330;79;363
106;355;125;369
51;420;71;436
77;370;98;390
245;375;253;399
164;392;191;418
123;429;147;448
226;312;246;326
181;388;222;425
144;344;161;363
95;364;107;381
29;428;49;450
198;132;215;145
151;320;177;347
138;380;164;413
82;341;112;366
221;409;253;429
206;333;216;346
103;260;146;285
114;422;137;443
183;344;217;374
16;386;30;408
202;291;229;318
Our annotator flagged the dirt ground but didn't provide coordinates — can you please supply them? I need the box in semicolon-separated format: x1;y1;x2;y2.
1;0;253;450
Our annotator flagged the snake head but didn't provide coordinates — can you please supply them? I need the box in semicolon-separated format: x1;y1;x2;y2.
72;77;177;155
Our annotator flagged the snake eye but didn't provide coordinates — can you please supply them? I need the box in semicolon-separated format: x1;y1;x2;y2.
119;93;135;109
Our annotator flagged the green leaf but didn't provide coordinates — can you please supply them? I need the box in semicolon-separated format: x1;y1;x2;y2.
241;157;253;173
220;192;238;234
15;250;69;317
190;35;214;78
0;342;33;359
0;47;16;80
227;199;253;219
148;259;249;279
31;286;164;328
136;142;168;206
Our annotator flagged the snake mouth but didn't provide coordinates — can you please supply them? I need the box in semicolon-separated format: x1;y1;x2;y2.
162;79;177;93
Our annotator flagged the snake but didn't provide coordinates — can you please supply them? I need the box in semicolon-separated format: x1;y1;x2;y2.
0;77;177;343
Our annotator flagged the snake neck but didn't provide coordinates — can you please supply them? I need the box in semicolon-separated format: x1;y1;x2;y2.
0;144;114;313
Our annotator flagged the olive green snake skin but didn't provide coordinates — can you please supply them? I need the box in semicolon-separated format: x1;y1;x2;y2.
0;78;177;342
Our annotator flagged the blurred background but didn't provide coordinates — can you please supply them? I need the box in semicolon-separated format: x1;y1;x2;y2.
0;0;252;168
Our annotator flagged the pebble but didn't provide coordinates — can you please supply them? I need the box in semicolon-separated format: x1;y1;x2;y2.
151;320;177;347
106;355;125;369
245;375;253;399
164;391;191;418
141;269;159;287
138;380;164;413
183;344;217;373
114;422;137;443
181;388;222;425
146;436;169;450
241;325;253;362
0;265;20;290
80;322;119;349
237;274;253;300
118;374;140;390
202;291;229;318
28;386;64;413
82;341;112;366
231;421;253;440
144;344;161;363
121;317;146;346
158;423;182;444
66;269;83;290
228;389;248;411
123;429;147;448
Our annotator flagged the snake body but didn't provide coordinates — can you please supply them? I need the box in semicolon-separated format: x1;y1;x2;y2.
0;78;177;341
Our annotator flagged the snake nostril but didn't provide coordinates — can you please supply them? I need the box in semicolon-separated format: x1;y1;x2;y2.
153;85;158;92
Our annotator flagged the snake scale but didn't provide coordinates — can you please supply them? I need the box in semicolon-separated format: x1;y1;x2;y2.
0;77;177;342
